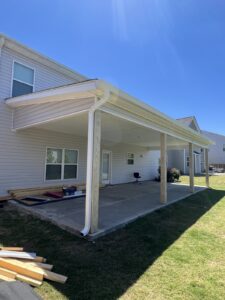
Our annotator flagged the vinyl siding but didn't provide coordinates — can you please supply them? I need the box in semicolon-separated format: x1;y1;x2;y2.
0;113;159;196
202;131;225;164
168;146;202;174
13;97;94;129
0;46;77;100
0;44;160;196
106;145;160;184
167;150;185;173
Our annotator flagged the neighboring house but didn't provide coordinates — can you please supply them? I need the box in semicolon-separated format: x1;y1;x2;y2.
202;130;225;168
168;116;204;174
0;34;212;236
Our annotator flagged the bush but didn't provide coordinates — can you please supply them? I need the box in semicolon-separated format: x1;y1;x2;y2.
156;167;180;183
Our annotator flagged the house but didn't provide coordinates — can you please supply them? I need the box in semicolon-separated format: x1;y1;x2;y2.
168;116;205;174
202;130;225;169
0;34;212;236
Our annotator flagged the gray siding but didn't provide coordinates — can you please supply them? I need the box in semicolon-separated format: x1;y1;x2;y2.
167;150;185;173
168;146;202;175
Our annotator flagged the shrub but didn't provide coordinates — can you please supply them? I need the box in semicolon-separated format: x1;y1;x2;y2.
156;167;180;182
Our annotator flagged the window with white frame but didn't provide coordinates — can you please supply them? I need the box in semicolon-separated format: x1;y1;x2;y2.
45;148;78;180
186;156;190;167
223;144;225;152
127;153;134;165
12;62;34;97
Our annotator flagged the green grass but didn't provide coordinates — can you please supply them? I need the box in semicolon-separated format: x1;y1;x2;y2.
1;175;225;299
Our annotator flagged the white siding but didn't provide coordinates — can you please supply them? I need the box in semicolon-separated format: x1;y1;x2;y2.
0;46;77;100
103;144;159;184
13;98;94;129
0;109;159;196
0;44;160;196
203;131;225;164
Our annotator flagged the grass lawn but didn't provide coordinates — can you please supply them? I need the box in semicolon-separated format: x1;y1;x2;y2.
1;175;225;299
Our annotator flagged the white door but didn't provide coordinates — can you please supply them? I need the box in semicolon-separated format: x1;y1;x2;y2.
102;150;112;184
195;154;201;174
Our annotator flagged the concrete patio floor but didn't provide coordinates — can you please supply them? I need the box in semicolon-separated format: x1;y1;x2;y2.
13;181;206;239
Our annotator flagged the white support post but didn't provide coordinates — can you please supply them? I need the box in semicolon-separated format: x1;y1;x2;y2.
205;148;209;188
90;110;101;233
189;143;194;193
82;110;101;236
160;133;167;204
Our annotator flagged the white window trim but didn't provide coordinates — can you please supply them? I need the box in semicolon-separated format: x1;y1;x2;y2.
45;147;79;181
127;152;134;165
11;60;36;97
101;149;112;184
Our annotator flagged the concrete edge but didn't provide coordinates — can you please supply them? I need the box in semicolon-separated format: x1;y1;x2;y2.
88;187;208;240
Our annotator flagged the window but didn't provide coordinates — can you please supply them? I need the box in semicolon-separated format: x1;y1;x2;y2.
186;156;190;167
12;62;34;97
127;153;134;165
223;144;225;152
45;148;78;180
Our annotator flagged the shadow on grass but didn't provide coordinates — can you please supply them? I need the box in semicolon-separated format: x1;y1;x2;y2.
0;188;225;300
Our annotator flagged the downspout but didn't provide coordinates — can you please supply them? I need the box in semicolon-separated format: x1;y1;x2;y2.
80;88;111;236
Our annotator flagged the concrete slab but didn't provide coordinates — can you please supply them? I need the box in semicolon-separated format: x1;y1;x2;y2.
11;181;206;239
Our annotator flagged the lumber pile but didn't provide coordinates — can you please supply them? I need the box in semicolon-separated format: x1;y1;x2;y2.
8;184;87;200
0;247;67;287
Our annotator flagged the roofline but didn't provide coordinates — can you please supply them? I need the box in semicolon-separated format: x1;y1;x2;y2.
100;81;214;144
203;130;225;139
0;33;87;82
5;79;214;147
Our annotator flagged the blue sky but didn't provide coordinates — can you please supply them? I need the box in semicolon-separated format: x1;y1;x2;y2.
1;0;225;134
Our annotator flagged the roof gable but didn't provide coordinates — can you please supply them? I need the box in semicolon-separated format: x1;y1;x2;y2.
176;116;201;133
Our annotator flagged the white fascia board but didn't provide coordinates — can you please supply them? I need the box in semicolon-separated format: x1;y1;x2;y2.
99;81;214;147
100;105;209;148
6;80;102;107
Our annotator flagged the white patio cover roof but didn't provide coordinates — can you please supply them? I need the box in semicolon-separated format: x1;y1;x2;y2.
5;79;213;148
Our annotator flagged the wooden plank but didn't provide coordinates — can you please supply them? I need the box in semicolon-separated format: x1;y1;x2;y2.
8;259;53;270
43;270;67;284
16;274;42;287
0;274;15;282
0;247;23;252
0;250;36;260
0;196;11;202
0;267;16;279
160;133;167;204
189;143;195;193
90;110;101;233
24;262;53;271
0;258;44;281
28;256;46;263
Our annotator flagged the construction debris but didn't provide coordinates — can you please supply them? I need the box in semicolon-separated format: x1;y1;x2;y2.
0;248;67;287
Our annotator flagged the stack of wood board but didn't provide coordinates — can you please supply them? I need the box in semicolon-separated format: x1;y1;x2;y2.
8;183;87;200
0;247;67;287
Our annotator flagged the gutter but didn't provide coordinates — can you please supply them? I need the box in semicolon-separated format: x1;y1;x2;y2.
80;88;111;236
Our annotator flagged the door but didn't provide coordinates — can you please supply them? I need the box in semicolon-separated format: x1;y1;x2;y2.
195;154;201;174
102;150;112;184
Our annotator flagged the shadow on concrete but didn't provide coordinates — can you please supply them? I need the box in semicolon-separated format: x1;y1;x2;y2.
0;188;224;300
